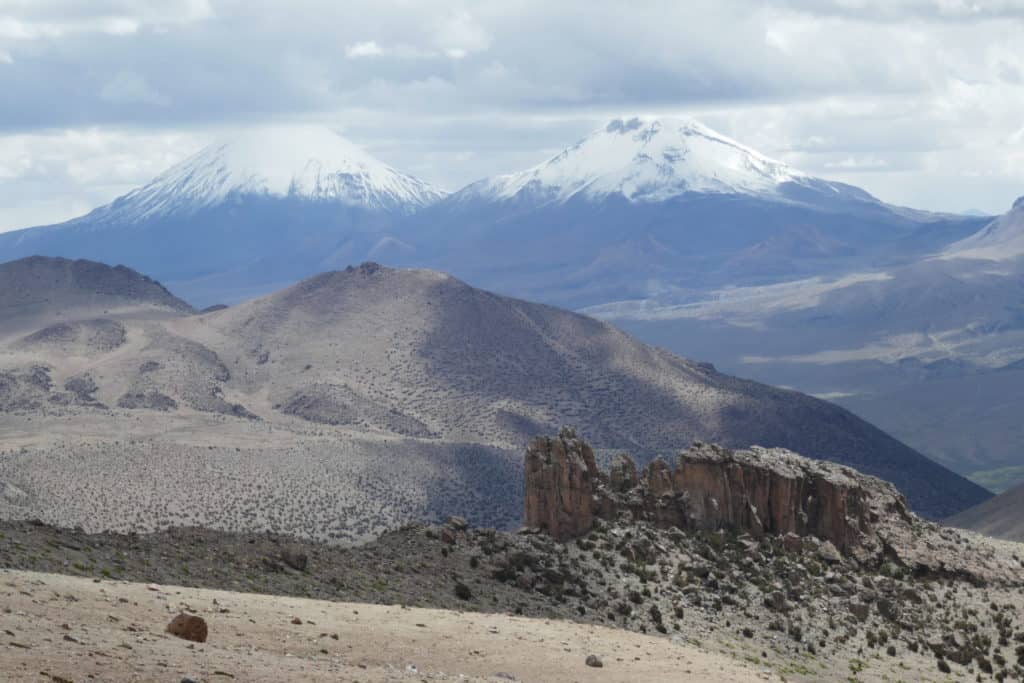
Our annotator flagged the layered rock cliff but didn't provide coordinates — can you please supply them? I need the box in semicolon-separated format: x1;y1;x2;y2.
523;429;599;541
525;428;912;560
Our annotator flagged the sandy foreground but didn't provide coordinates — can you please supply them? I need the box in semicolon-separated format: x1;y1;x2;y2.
0;569;779;683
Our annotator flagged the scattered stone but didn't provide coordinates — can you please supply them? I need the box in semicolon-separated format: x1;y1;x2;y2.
585;654;603;668
280;548;308;572
447;516;469;531
765;591;788;612
849;601;870;622
783;533;802;553
817;540;842;564
166;613;208;643
876;597;899;621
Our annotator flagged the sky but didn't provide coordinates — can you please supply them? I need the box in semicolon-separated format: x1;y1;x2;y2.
0;0;1023;231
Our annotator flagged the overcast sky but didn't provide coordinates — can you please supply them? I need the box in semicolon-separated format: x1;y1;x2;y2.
0;0;1022;231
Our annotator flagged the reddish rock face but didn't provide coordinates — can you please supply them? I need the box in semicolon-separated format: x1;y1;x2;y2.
523;427;599;541
524;433;911;559
670;443;909;556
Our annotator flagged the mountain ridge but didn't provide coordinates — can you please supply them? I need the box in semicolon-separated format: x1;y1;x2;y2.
0;255;193;325
0;257;991;522
458;116;815;205
943;194;1024;261
0;117;989;310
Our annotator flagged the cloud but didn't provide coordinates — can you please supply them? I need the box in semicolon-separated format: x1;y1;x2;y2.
432;10;490;59
100;71;170;106
0;0;213;40
345;40;383;58
0;127;202;230
0;0;1021;226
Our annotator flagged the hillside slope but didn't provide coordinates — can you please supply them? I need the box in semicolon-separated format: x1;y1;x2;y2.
948;482;1024;541
0;260;990;533
177;263;988;518
592;195;1024;489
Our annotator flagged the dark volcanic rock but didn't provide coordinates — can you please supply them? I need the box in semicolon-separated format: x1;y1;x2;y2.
117;391;178;411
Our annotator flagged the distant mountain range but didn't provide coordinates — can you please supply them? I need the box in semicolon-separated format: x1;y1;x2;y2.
0;117;987;308
0;256;991;529
0;116;1016;497
593;195;1024;490
395;117;987;307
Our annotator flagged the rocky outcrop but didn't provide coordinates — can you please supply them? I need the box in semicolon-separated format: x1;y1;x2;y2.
525;429;912;558
523;428;599;541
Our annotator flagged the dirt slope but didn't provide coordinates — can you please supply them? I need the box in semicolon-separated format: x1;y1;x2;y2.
0;569;778;683
949;482;1024;541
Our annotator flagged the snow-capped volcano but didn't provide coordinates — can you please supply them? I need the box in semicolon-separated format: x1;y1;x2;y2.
461;116;821;205
81;124;445;224
0;124;448;304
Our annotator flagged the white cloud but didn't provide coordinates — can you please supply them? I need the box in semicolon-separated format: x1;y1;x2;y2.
0;0;1021;223
0;127;201;230
432;10;490;59
345;40;383;58
0;0;212;39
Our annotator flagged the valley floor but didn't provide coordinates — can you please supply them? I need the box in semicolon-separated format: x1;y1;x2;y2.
0;569;779;683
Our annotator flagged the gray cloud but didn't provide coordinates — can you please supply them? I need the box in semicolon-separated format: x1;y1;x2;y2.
0;0;1021;230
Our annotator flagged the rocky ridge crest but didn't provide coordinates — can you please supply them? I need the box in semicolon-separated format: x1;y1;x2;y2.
525;428;1009;579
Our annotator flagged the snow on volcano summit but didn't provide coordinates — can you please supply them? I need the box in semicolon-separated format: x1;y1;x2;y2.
85;124;446;223
462;116;808;205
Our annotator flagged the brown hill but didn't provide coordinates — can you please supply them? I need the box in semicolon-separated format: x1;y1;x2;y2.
0;256;192;338
0;261;989;539
179;262;986;518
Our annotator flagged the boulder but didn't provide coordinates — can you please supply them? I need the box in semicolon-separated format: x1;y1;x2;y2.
166;613;208;643
848;601;870;622
818;540;842;564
